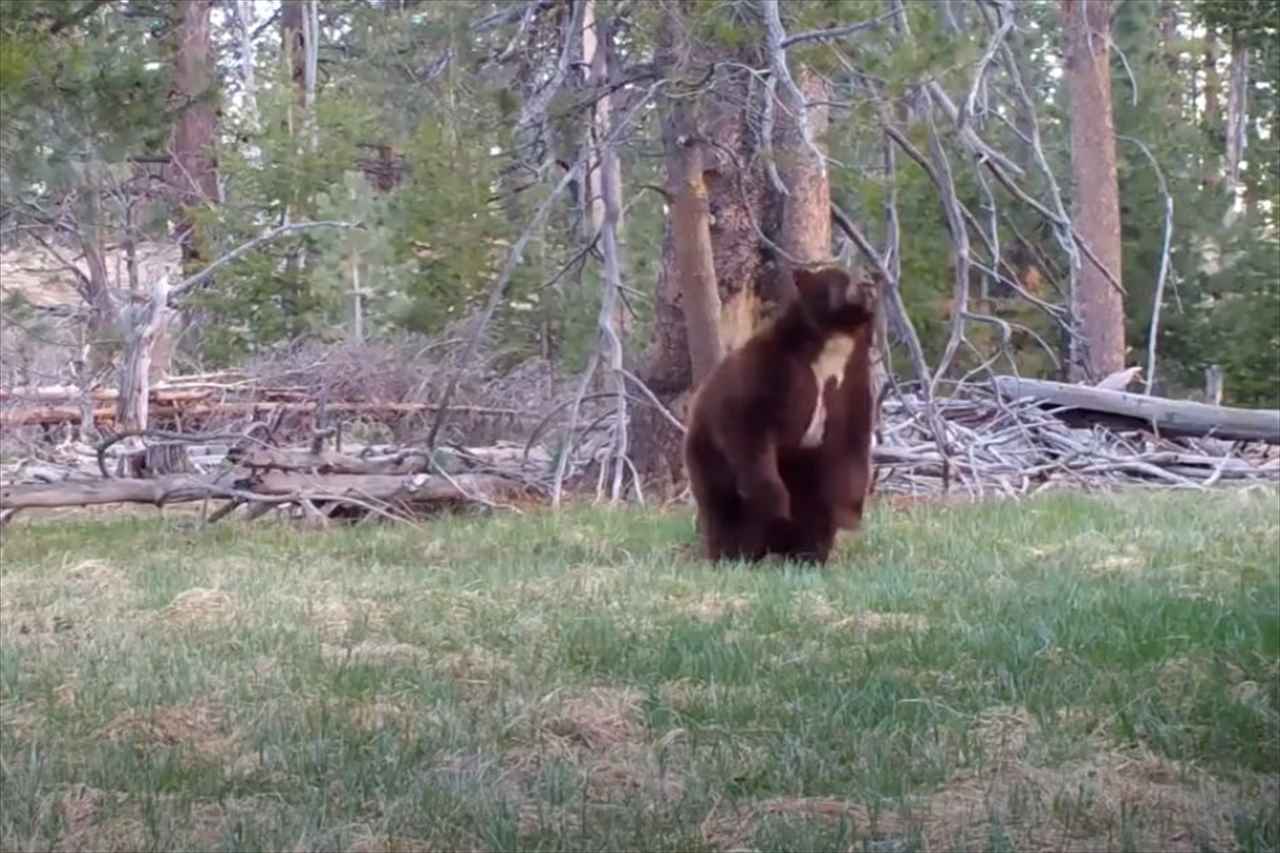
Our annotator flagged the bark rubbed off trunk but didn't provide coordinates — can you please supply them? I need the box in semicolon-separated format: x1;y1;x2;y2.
1061;0;1125;381
774;68;831;264
666;118;723;387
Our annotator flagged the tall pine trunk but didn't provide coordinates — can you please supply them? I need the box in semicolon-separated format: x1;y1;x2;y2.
1061;0;1125;381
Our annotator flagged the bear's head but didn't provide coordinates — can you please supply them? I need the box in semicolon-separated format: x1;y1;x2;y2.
791;266;881;333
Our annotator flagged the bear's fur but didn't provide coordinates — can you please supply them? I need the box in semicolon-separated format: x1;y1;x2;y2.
683;265;881;564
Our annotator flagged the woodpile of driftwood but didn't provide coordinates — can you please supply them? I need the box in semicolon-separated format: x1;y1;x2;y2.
1;374;1277;527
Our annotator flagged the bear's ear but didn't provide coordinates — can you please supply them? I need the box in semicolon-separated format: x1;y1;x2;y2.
790;267;822;302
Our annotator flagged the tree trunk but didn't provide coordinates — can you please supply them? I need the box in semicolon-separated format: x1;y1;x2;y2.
666;110;723;388
164;0;219;381
115;272;174;435
1224;30;1249;197
583;1;629;338
280;0;314;332
1203;32;1221;188
774;66;832;264
235;0;260;134
1061;0;1125;381
168;0;219;271
631;2;770;489
631;1;829;491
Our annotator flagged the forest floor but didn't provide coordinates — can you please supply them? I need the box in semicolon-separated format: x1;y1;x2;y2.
1;488;1277;853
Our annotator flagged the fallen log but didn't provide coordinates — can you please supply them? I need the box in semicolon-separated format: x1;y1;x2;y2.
0;471;520;512
0;387;215;404
0;400;541;427
992;376;1280;444
232;447;432;476
0;474;220;509
252;471;518;502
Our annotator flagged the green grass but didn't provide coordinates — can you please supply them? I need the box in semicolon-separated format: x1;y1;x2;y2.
1;488;1277;852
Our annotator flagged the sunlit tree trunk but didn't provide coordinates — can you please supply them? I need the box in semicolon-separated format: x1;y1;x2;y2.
1061;0;1125;380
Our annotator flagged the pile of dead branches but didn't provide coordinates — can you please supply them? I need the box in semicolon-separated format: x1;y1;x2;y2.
2;372;1276;528
0;434;556;528
872;379;1279;497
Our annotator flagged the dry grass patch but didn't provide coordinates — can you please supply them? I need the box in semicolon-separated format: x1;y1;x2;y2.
348;696;416;733
99;698;239;763
52;785;262;853
160;587;236;627
1088;545;1145;576
703;705;1271;852
542;686;645;750
347;835;443;853
1;560;132;646
672;592;752;623
508;686;688;812
320;640;425;666
295;589;391;641
798;593;929;636
553;564;626;603
439;646;515;685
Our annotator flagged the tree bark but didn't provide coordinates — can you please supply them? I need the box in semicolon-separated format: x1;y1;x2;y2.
774;66;832;264
163;0;219;381
631;1;771;489
1061;0;1125;381
235;0;260;134
1224;30;1249;196
168;0;219;270
583;1;629;338
1203;32;1221;188
115;271;174;434
666;111;723;388
630;1;826;491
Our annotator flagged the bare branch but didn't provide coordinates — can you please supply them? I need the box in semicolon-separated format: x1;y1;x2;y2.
167;221;358;302
923;109;971;402
761;0;827;184
780;9;898;48
1118;136;1174;396
428;77;668;452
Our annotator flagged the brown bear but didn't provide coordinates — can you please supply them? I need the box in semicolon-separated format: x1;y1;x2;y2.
683;265;881;564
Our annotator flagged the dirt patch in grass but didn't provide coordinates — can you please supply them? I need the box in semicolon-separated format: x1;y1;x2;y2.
701;704;1268;852
509;686;686;827
54;785;261;852
99;699;239;762
541;686;645;750
511;687;686;838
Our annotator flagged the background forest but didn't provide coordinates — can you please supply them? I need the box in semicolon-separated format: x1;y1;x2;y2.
0;0;1277;492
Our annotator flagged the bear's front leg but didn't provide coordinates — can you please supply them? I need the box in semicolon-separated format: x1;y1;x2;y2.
722;431;792;524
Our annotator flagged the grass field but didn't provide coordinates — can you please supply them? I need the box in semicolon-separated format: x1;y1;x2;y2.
1;488;1277;852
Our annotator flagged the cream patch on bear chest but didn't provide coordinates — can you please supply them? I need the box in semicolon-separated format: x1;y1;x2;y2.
799;334;856;448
